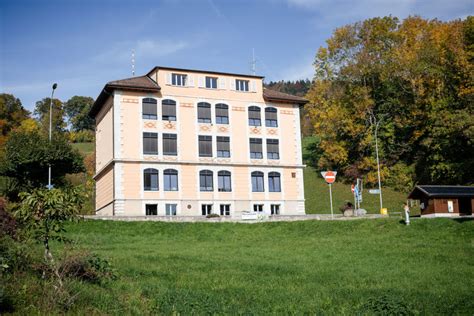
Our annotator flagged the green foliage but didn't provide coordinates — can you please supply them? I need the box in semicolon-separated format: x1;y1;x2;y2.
0;130;85;200
59;250;116;283
206;213;220;218
34;97;66;134
0;94;30;146
302;136;323;169
64;96;95;131
360;294;412;315
306;16;474;186
68;129;94;143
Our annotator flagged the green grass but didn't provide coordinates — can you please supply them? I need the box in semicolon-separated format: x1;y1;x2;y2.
72;142;94;156
6;218;473;314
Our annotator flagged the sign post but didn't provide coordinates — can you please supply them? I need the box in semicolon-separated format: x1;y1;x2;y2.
321;171;337;219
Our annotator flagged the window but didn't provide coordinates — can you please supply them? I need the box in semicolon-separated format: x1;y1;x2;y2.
202;204;212;216
163;133;177;156
220;204;230;216
249;138;263;159
269;172;281;192
236;79;249;91
265;107;278;127
271;204;280;215
144;168;159;191
142;98;157;120
206;76;218;89
215;103;229;124
199;170;213;191
166;204;177;216
199;135;213;157
267;139;280;160
146;204;157;216
164;169;178;191
162;99;176;121
218;171;232;192
172;73;187;86
251;171;264;192
143;132;158;155
253;204;264;212
248;106;261;126
217;136;230;158
197;102;212;123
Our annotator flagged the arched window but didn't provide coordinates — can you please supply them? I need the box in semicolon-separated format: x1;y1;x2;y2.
199;170;213;192
197;102;211;123
251;171;264;192
265;107;278;127
164;169;178;191
142;98;157;119
162;99;176;121
215;103;229;124
248;106;261;126
268;172;281;192
143;168;159;191
218;171;232;192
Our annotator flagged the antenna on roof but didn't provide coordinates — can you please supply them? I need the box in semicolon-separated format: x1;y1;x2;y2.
250;48;257;75
131;49;135;76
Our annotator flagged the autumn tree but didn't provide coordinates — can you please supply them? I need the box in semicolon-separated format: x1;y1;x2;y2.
64;96;95;131
34;97;66;134
0;94;30;147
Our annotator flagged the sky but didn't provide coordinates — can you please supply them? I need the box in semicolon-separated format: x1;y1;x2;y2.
1;0;472;112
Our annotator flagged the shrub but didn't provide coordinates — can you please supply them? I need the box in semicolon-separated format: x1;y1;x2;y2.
385;162;415;193
68;130;94;143
339;201;354;214
0;282;14;313
59;250;116;283
0;198;17;239
206;213;220;218
0;235;32;274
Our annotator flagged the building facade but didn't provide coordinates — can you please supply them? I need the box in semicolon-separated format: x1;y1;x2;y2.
90;66;307;217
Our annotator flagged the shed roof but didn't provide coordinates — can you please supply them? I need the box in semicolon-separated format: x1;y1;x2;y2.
408;185;474;199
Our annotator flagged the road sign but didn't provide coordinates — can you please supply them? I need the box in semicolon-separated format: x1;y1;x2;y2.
321;171;337;184
369;189;380;194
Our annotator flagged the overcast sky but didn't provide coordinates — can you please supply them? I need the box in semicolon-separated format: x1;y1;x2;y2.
1;0;472;111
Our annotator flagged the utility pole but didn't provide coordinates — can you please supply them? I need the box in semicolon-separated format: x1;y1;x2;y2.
48;83;58;190
370;113;385;212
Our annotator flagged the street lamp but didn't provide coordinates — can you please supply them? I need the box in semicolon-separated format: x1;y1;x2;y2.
370;113;385;212
47;83;58;190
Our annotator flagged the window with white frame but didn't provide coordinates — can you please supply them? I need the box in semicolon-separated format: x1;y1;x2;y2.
267;139;279;160
248;106;261;126
217;136;230;158
205;76;218;89
253;204;264;212
201;204;212;216
198;135;213;157
220;204;230;216
271;204;280;215
236;79;249;91
163;133;177;156
142;98;157;120
268;172;281;192
199;170;213;192
146;204;158;216
249;138;263;159
251;171;264;192
143;168;159;191
166;204;177;216
218;171;232;192
172;73;187;86
265;107;278;127
164;169;178;191
197;102;212;123
215;103;229;124
143;132;158;155
162;99;176;121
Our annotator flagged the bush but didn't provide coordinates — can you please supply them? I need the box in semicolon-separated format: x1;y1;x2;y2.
0;198;17;239
68;130;94;143
0;282;14;313
59;250;116;283
0;235;32;274
339;201;354;214
385;162;415;193
206;213;220;218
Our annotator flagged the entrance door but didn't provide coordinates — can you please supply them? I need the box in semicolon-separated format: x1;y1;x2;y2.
458;198;473;215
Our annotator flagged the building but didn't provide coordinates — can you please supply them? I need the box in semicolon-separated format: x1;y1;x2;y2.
407;185;474;217
89;66;308;217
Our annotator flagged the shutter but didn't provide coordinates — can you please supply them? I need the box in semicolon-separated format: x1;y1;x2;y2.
230;78;236;90
219;77;226;89
167;73;172;85
188;75;194;87
250;80;256;92
216;104;228;117
249;107;261;119
198;76;205;88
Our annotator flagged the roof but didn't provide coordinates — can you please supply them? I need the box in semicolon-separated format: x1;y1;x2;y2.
263;88;309;105
89;75;160;117
408;185;474;199
147;66;265;79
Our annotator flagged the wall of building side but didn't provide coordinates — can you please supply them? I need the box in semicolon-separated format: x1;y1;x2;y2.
95;97;113;172
95;165;114;213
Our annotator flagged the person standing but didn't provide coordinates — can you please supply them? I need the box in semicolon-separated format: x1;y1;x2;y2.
403;202;410;225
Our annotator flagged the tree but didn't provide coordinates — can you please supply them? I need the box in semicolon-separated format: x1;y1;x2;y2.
34;98;66;134
305;16;473;187
0;94;30;147
0;130;85;200
64;96;95;131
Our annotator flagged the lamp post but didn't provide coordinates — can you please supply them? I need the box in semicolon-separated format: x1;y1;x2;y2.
47;83;58;190
370;113;385;212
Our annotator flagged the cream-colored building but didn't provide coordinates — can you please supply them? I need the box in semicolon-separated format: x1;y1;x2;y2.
90;66;307;217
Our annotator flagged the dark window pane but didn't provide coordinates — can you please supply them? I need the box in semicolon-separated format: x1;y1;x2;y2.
199;135;213;157
164;169;178;191
267;139;280;160
142;98;157;119
249;138;262;159
251;171;264;192
198;102;212;123
218;171;232;192
144;168;159;191
143;132;158;155
215;103;229;124
269;172;281;192
163;133;177;156
199;170;213;191
162;99;177;121
146;204;157;215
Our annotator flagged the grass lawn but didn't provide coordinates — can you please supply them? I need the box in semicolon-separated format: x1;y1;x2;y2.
9;218;473;314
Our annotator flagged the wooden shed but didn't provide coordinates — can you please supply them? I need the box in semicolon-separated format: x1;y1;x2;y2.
408;185;474;217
